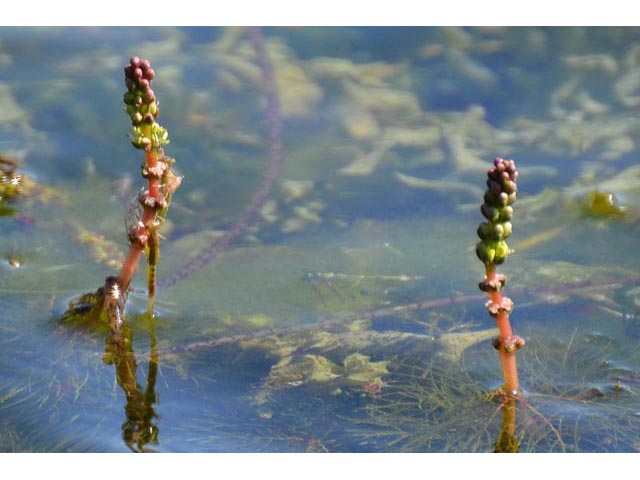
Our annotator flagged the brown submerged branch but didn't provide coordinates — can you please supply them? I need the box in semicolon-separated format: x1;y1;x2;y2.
148;274;640;359
157;27;284;291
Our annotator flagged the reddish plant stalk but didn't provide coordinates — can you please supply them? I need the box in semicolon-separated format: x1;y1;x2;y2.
476;157;524;397
116;243;144;293
144;143;160;199
116;114;163;293
116;153;160;292
484;264;520;395
102;56;179;327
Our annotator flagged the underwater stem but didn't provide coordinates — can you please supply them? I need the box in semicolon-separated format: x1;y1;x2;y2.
494;397;519;453
157;26;284;290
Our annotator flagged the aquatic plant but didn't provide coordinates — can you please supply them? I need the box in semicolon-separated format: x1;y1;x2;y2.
113;56;181;319
0;155;24;216
580;189;627;218
476;157;525;397
59;57;180;330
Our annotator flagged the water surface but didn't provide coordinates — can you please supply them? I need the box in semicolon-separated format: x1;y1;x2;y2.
2;26;640;452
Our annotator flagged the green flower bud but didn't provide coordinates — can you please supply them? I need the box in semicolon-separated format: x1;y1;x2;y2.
123;92;136;105
477;222;492;241
499;206;513;222
481;204;499;222
476;242;496;265
503;180;516;194
493;241;510;264
502;221;512;239
484;190;497;206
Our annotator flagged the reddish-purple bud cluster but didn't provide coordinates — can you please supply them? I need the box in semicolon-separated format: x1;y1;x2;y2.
122;57;168;150
476;157;519;266
123;56;158;127
483;157;518;214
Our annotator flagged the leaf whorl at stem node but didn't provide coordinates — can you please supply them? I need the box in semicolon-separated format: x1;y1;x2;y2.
492;335;526;353
479;273;506;292
141;160;168;179
138;190;168;211
485;296;514;317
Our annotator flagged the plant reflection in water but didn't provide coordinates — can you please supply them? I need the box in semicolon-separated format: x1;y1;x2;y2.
102;316;159;452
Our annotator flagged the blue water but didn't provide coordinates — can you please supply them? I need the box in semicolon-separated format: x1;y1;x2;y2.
2;27;640;452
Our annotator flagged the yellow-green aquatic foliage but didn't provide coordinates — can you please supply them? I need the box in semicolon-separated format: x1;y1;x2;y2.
581;189;627;218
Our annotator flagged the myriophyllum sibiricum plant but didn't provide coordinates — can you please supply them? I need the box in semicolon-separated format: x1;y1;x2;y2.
103;56;182;328
476;157;525;398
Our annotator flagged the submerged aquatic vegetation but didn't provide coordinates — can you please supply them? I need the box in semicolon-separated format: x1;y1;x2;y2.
345;326;640;452
0;155;23;206
6;27;640;453
333;288;640;453
0;154;61;217
157;27;284;291
0;155;24;219
580;189;627;218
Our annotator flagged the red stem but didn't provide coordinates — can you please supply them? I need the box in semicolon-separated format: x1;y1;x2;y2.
116;141;161;292
485;263;520;395
145;146;160;199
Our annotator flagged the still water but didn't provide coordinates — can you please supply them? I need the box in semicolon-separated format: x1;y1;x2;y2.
2;26;640;452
